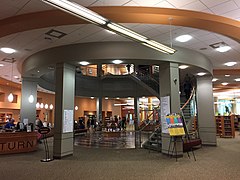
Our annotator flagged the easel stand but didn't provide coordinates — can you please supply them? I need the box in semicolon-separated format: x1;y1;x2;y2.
167;136;180;162
183;137;196;161
41;134;53;162
38;127;53;163
167;136;196;161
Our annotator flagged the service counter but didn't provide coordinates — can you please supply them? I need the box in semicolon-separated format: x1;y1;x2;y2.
0;131;38;155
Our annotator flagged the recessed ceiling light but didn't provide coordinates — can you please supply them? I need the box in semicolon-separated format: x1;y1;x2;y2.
224;62;237;66
175;35;192;42
0;47;16;54
90;97;94;99
112;59;123;64
197;72;206;76
105;97;109;99
79;61;89;66
221;82;228;86
37;70;40;73
0;64;4;67
179;65;189;69
128;97;131;99
216;46;231;52
116;97;120;99
225;74;230;77
235;78;240;82
212;78;218;82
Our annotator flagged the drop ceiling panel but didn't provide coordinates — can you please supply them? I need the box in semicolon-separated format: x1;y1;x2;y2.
181;1;208;11
222;9;240;19
166;0;197;8
199;0;230;8
91;0;130;6
123;1;140;6
154;1;175;8
131;0;165;6
210;1;238;15
235;0;240;7
74;0;99;7
16;0;54;15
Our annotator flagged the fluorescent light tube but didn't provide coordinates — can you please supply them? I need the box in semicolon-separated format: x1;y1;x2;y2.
107;22;147;42
146;40;176;54
142;43;168;54
42;0;107;25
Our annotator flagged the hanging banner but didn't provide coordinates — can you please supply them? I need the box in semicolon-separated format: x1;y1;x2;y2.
63;110;73;133
165;114;185;136
160;96;170;134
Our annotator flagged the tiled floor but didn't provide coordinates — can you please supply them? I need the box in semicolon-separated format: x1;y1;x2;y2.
74;131;137;149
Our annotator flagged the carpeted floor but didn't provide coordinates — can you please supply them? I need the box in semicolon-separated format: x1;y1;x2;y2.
1;133;240;180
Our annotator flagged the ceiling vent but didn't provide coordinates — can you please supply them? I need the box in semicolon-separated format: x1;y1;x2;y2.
45;29;67;39
209;42;228;49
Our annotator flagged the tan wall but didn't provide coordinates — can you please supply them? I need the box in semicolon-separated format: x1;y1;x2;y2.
74;97;122;119
0;84;122;125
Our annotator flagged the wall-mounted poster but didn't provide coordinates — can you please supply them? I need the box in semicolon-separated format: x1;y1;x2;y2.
63;110;73;133
160;96;170;134
166;114;185;136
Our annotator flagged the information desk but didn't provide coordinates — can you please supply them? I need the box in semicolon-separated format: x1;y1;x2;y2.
0;132;38;155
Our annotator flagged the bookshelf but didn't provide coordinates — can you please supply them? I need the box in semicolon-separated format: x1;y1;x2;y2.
234;115;240;131
215;116;235;138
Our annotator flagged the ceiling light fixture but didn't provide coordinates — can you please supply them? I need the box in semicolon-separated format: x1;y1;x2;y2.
175;35;192;42
235;78;240;82
209;42;231;53
216;46;231;52
90;96;94;99
75;106;78;110
212;78;218;82
224;62;237;67
0;64;4;67
42;0;176;55
225;74;230;77
0;47;16;54
221;82;228;86
28;95;34;103
42;0;107;25
197;72;206;76
105;97;109;100
36;102;40;109
50;104;54;110
7;61;14;103
79;61;89;66
179;65;189;69
112;59;123;64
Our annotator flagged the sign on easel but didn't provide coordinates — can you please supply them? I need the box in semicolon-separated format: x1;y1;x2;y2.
166;114;185;136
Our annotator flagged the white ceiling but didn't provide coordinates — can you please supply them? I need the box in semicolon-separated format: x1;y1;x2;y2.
0;0;240;88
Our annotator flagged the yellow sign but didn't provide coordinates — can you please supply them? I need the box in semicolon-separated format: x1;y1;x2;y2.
166;114;185;136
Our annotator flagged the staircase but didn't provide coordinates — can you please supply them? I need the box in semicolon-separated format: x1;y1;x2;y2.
141;126;162;152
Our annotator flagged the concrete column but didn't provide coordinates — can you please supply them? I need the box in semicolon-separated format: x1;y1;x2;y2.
96;97;102;123
53;63;75;159
159;62;182;156
20;77;38;125
196;75;216;146
134;97;140;129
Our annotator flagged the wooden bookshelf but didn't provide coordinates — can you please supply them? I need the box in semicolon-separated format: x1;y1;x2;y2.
215;116;235;138
234;115;240;131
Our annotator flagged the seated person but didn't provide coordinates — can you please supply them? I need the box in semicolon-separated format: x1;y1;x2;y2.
5;119;15;129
